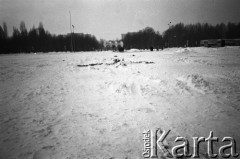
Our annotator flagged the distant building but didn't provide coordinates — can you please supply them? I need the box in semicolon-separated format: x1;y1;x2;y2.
103;40;124;51
200;39;240;47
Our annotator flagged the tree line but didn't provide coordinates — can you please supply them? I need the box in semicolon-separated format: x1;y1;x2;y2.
1;21;240;53
122;22;240;49
0;21;99;54
163;22;240;47
122;27;163;50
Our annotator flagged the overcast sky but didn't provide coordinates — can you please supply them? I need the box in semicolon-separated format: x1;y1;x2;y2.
0;0;240;40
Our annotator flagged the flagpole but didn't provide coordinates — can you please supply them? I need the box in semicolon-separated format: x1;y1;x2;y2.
69;11;73;52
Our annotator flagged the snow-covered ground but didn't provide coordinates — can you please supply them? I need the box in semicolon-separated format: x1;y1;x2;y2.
1;47;240;159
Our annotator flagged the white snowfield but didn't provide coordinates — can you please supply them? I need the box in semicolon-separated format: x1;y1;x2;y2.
0;47;240;159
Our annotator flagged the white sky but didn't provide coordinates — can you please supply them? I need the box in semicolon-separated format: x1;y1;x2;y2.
0;0;240;40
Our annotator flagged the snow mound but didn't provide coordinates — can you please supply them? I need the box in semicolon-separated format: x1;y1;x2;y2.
107;81;140;95
176;74;213;94
127;49;141;52
187;74;211;89
175;48;192;54
105;75;158;96
116;82;139;95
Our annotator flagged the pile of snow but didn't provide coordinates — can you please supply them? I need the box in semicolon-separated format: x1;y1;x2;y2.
114;82;139;95
176;74;213;94
127;48;141;52
175;48;192;54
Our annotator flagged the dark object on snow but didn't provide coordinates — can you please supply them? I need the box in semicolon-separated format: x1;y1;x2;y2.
77;64;88;67
130;61;154;64
145;61;154;64
106;58;121;65
77;63;103;67
89;63;103;66
118;46;124;52
150;46;153;51
114;58;121;63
